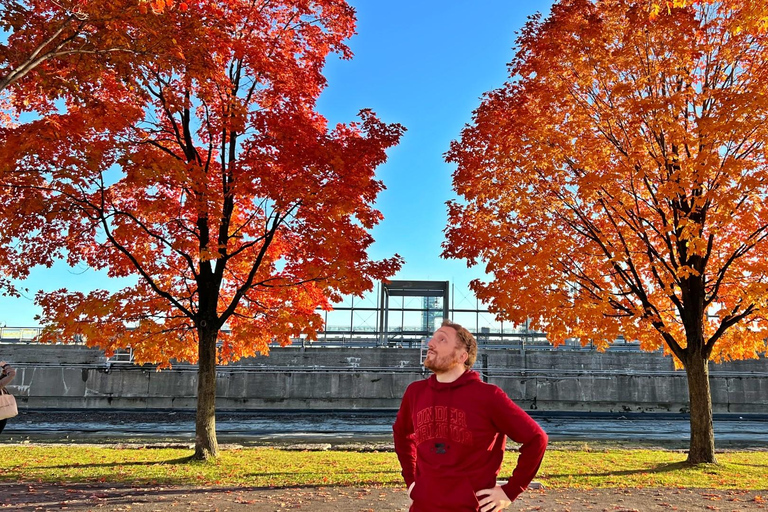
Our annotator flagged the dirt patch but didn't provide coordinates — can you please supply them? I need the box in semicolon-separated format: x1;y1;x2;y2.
2;483;767;511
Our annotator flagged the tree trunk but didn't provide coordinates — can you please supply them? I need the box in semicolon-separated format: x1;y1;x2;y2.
194;325;219;460
683;353;716;464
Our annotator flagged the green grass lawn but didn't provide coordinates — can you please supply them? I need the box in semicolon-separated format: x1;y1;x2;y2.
1;445;767;489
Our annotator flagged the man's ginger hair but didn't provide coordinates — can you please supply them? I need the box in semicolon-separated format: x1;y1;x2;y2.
441;319;477;370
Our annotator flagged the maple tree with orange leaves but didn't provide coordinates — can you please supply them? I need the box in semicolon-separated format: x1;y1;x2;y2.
1;0;403;459
444;0;768;463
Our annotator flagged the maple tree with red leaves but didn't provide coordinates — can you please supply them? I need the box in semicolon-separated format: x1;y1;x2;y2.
1;0;403;459
444;0;768;464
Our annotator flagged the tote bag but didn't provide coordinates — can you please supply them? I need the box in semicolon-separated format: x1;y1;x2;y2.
0;388;17;420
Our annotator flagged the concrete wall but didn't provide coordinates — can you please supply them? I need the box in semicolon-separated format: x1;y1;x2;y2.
2;344;767;413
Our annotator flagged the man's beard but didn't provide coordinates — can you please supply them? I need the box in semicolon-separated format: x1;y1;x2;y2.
424;350;463;373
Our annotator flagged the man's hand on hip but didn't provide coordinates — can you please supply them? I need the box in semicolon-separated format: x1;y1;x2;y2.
476;485;512;512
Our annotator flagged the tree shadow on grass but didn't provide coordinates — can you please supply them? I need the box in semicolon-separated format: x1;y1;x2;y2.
31;455;199;469
727;462;768;469
545;461;697;478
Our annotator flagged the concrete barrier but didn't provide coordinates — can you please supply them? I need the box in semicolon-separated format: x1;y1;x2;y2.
2;344;767;413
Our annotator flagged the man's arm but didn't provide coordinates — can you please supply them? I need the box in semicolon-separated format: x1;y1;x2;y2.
490;387;548;502
392;385;417;487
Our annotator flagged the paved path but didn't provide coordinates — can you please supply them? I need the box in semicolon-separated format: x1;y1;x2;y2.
2;483;767;511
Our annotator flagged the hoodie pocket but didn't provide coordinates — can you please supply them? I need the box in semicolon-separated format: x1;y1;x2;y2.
412;474;479;511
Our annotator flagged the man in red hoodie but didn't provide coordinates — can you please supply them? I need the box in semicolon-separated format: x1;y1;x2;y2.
393;320;547;512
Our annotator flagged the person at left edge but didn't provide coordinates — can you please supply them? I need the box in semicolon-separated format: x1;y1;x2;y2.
0;361;17;434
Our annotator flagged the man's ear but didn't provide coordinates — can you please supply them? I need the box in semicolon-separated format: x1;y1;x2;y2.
458;350;468;365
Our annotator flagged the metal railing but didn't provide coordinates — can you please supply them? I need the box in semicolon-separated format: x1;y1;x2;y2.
0;326;43;342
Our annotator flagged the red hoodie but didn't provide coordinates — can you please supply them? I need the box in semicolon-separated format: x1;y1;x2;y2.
393;371;547;511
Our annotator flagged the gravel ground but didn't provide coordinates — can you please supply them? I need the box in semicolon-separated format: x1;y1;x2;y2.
2;482;767;511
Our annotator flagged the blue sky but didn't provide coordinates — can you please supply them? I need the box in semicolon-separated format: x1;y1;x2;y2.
0;0;555;327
